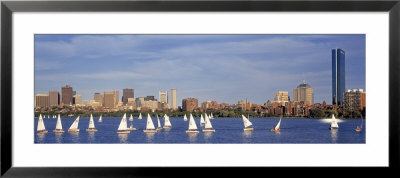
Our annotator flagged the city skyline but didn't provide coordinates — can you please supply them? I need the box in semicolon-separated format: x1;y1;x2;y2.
34;34;366;104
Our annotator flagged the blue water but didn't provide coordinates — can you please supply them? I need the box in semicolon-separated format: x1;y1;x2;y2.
34;117;365;144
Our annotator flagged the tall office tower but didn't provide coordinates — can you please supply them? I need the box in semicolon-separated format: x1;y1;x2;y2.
104;91;116;108
94;92;103;106
48;91;60;106
182;98;198;112
35;94;49;108
293;80;314;105
332;48;345;105
110;90;119;106
171;89;177;109
159;91;168;104
73;94;82;105
122;88;134;105
61;85;73;105
274;91;289;103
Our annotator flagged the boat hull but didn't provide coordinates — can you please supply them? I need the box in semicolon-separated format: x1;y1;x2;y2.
270;128;280;132
117;130;130;134
37;130;48;134
53;130;64;133
127;127;137;131
86;129;98;132
355;128;362;132
68;129;80;133
244;128;254;131
143;130;157;133
163;126;172;129
156;128;163;131
186;130;199;134
202;129;215;133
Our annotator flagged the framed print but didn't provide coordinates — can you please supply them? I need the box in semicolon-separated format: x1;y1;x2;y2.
1;0;399;177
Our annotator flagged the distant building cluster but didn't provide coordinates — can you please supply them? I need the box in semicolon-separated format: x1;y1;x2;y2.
35;85;178;112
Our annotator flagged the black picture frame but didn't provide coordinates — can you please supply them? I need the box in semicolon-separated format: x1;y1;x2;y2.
1;0;399;177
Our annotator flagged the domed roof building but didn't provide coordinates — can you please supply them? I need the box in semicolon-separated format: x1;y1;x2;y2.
293;80;314;105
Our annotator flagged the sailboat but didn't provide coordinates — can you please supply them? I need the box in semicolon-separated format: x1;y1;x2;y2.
98;115;103;123
270;118;281;132
127;114;137;130
200;114;205;126
156;115;163;131
242;115;254;131
68;116;80;133
143;113;157;133
43;115;46;119
53;114;65;133
186;113;199;134
210;113;214;119
163;114;172;129
203;113;215;132
117;113;130;134
86;114;98;132
329;114;339;130
37;114;48;134
138;113;143;120
355;115;364;132
183;114;188;121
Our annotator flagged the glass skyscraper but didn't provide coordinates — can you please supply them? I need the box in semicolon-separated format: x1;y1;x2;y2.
332;48;345;105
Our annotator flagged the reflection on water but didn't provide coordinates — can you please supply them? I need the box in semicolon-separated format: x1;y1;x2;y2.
204;132;212;141
331;129;338;143
242;131;252;143
69;132;80;143
188;133;198;143
146;133;155;143
55;133;63;143
118;134;129;143
88;132;95;143
37;133;46;143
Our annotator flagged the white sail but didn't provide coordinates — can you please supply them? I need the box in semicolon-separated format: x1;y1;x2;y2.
88;114;95;129
183;114;188;121
138;113;143;119
188;114;198;130
157;115;162;128
129;114;133;121
331;114;339;128
164;114;172;127
204;113;213;129
146;113;156;130
118;113;128;131
55;114;63;130
37;114;46;131
98;115;102;122
211;113;214;118
69;116;80;130
200;114;205;124
275;118;281;130
242;115;253;128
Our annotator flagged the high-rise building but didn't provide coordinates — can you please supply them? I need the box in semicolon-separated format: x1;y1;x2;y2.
332;48;346;105
122;88;134;105
94;92;103;106
274;91;289;103
159;91;168;104
61;85;73;106
293;80;314;105
171;89;177;109
344;89;366;114
113;90;119;106
104;91;115;108
182;98;198;112
73;94;82;105
48;91;60;106
35;94;49;108
135;97;145;108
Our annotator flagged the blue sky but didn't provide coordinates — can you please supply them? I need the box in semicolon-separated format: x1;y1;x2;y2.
34;34;365;106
